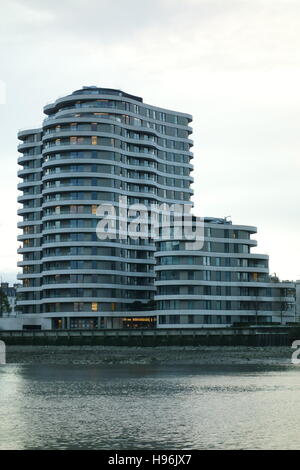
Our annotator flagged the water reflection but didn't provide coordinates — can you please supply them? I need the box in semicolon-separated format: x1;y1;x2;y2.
0;364;300;449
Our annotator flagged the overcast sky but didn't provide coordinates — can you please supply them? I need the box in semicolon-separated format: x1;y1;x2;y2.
0;0;299;284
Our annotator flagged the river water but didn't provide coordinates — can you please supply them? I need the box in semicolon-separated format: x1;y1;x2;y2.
0;363;300;450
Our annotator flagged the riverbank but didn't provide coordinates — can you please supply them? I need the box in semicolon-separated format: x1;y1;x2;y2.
5;345;294;366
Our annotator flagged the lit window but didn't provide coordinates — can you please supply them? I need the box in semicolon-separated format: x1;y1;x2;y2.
92;302;98;311
91;136;97;145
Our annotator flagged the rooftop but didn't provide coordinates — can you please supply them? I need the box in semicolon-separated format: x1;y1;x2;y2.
72;86;143;103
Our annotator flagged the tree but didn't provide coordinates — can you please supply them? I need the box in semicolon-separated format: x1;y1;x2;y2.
145;299;156;311
254;296;261;325
130;301;143;312
280;301;289;324
279;287;292;325
0;289;11;316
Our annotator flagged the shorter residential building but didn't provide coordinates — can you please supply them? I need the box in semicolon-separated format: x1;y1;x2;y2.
154;217;295;328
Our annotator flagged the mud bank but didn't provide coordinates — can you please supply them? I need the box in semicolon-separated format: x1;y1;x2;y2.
5;345;294;366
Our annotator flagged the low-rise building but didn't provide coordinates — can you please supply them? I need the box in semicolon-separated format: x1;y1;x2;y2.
0;282;21;317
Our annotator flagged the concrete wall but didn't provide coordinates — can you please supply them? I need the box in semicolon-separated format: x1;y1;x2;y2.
0;326;298;347
0;316;51;331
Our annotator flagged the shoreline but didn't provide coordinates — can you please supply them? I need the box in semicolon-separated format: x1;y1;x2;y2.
4;345;294;366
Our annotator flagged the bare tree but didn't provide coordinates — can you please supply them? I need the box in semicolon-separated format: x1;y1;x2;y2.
0;289;11;316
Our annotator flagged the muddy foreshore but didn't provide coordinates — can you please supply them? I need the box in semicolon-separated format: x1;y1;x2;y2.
4;345;294;366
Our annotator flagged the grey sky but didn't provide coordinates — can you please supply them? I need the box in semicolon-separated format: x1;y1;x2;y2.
0;0;299;283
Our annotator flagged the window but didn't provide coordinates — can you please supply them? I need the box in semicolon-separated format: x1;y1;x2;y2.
74;302;84;312
169;315;180;324
133;117;141;126
91;136;97;145
204;286;211;295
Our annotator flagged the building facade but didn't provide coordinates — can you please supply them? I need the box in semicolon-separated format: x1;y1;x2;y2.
155;217;295;327
17;86;193;329
16;86;295;330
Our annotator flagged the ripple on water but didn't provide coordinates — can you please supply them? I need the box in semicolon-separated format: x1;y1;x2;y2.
1;364;300;450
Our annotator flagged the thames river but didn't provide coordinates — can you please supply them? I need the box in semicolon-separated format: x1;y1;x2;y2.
1;363;300;450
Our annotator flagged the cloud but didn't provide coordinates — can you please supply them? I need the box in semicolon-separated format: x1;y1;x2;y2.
1;0;300;70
